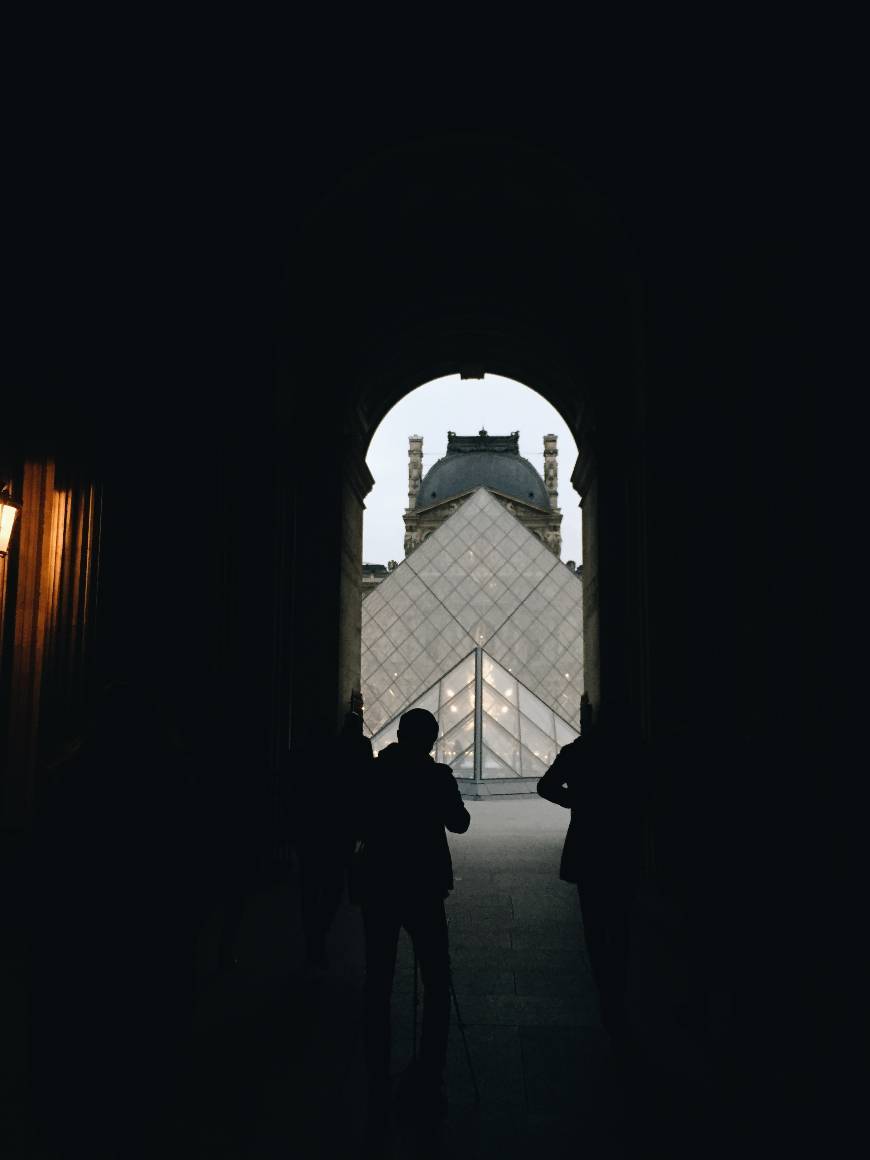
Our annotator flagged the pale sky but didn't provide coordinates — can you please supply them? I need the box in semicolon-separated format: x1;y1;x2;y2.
363;375;582;566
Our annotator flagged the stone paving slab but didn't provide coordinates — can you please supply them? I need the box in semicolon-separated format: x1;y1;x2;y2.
447;929;513;949
394;969;517;997
514;968;595;997
520;1025;616;1110
488;875;567;895
447;1025;525;1108
456;992;601;1028
510;895;578;920
509;927;587;951
443;911;515;931
445;891;513;910
445;943;589;969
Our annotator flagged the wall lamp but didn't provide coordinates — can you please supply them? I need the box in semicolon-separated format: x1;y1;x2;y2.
0;482;21;558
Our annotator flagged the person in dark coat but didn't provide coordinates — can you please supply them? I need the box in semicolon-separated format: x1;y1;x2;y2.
537;709;646;1043
356;707;470;1153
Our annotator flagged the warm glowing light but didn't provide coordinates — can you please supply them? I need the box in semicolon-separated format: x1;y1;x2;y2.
0;492;21;558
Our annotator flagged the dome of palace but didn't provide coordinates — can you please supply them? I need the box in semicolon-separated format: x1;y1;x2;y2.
416;446;550;510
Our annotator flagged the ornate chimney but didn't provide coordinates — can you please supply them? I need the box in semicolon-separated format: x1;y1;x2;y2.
543;434;559;508
408;435;423;509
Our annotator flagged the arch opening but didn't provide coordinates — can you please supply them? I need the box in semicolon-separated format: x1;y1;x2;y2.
354;373;588;796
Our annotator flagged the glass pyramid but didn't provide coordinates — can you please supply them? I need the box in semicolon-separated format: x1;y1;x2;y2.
362;487;584;779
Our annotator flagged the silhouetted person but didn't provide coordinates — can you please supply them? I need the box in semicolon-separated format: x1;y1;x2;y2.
356;707;470;1156
299;710;373;971
537;707;645;1043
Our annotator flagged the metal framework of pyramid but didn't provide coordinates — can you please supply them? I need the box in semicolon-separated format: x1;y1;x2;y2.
361;488;584;782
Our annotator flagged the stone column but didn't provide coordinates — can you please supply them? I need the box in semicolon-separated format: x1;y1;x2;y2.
407;435;423;509
543;434;559;506
544;433;562;556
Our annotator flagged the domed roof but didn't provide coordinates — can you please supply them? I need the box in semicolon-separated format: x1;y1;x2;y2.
416;430;551;511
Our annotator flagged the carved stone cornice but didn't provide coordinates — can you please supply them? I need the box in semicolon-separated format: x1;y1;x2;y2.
571;441;596;500
343;441;375;504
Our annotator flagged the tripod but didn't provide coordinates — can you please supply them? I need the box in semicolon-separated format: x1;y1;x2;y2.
411;941;480;1105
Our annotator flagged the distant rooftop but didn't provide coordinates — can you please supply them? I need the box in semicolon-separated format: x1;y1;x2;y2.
445;429;520;454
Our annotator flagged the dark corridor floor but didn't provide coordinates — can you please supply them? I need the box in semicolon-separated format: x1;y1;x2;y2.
180;798;628;1158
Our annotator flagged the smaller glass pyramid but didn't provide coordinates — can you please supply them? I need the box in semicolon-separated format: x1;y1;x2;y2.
369;649;578;780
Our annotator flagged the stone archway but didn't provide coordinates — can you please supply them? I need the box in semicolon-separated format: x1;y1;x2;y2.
283;134;649;753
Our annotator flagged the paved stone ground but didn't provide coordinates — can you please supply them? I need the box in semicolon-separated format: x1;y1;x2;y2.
421;797;627;1159
168;797;629;1158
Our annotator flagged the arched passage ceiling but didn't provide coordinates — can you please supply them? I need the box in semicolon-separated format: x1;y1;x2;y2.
291;133;644;451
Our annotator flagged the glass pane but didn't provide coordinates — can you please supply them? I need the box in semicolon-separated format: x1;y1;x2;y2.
368;682;440;752
518;715;559;766
481;683;520;738
401;684;434;716
482;715;521;773
519;685;556;738
438;713;475;763
451;747;475;774
439;683;475;727
439;652;475;704
481;745;520;778
481;653;517;701
554;716;579;748
519;744;549;777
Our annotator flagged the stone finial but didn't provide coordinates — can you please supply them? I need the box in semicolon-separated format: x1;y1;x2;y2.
408;435;423;509
543;434;559;507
